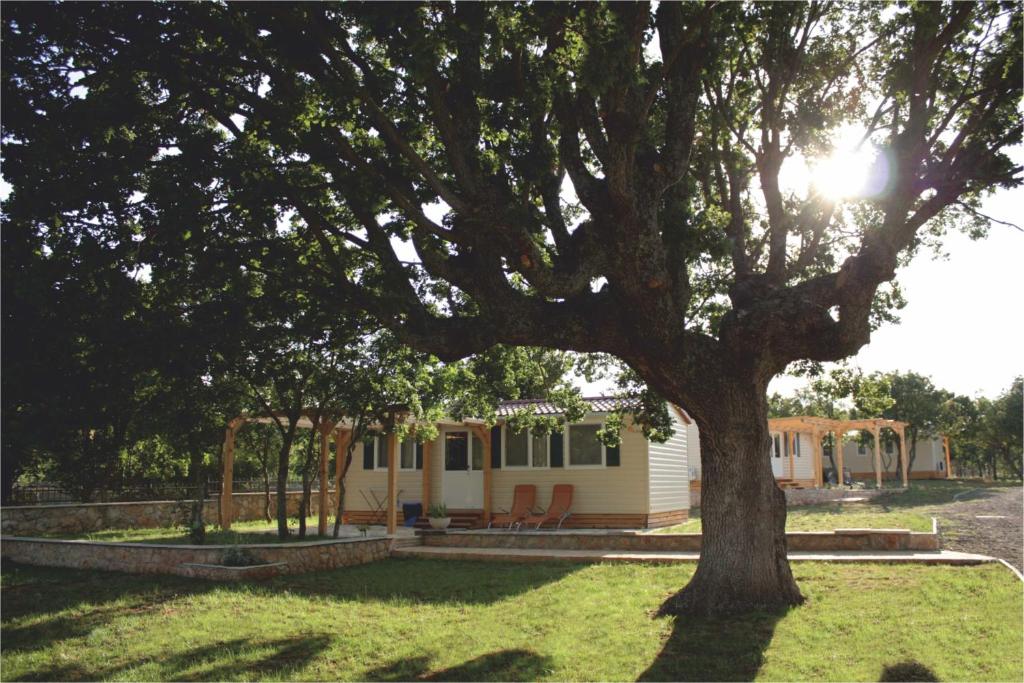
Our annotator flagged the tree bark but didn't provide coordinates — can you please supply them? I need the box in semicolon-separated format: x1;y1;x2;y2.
664;380;803;615
276;419;299;539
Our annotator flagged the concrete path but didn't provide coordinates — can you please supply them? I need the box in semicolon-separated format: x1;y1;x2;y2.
394;545;995;565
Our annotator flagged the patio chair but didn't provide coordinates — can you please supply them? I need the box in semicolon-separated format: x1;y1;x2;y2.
521;484;573;530
488;485;536;529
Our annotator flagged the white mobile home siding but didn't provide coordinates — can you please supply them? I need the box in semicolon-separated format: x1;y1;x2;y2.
647;409;690;513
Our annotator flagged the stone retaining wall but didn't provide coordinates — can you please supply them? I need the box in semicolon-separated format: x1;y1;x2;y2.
0;491;334;536
0;535;390;577
784;487;896;506
422;524;939;552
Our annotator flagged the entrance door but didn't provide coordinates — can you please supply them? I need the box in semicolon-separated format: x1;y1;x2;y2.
442;431;484;509
770;432;786;478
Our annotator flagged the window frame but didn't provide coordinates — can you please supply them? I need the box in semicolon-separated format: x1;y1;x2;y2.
565;422;606;469
501;425;550;470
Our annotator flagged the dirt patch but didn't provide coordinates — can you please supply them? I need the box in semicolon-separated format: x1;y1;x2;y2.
934;487;1023;571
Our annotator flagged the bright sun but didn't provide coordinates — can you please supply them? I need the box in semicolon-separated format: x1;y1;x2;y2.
778;126;889;201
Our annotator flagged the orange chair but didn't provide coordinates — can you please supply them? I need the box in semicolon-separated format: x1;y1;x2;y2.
522;484;573;530
489;484;536;529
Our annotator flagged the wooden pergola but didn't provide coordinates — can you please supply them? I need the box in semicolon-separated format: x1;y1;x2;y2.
220;412;495;536
767;416;911;488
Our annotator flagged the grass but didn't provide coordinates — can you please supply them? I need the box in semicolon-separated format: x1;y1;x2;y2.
43;517;351;545
657;480;1018;534
1;559;1020;681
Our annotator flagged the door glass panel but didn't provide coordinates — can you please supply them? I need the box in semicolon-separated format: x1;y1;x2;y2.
445;432;468;471
471;435;484;470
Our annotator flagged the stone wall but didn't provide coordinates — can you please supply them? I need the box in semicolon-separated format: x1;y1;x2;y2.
0;535;390;578
0;491;336;537
422;524;939;552
784;487;897;506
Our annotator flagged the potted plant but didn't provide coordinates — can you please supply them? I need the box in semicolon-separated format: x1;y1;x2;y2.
427;503;451;530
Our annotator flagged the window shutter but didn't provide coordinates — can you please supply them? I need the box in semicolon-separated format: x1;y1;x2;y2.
491;426;502;469
416;443;424;470
606;443;620;467
363;440;375;470
550;430;564;468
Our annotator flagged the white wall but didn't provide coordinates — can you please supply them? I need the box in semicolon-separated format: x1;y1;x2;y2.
647;408;690;513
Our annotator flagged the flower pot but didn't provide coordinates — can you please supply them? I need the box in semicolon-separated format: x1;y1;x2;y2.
429;517;451;530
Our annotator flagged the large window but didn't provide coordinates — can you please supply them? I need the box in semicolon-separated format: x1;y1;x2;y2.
400;440;416;470
531;433;549;467
376;436;390;469
506;428;529;467
568;424;603;466
504;427;548;468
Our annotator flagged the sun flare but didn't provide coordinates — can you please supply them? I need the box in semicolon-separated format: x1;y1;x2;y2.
778;126;889;201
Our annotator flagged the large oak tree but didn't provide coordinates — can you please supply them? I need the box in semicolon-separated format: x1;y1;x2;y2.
3;2;1020;613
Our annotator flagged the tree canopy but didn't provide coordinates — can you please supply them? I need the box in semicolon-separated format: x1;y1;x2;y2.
3;0;1019;613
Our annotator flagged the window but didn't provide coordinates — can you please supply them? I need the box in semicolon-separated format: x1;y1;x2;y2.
772;434;782;458
858;444;866;455
793;436;801;457
569;424;603;466
471;435;484;470
885;441;894;455
505;429;529;467
376;436;390;469
532;432;549;468
504;427;548;468
400;440;416;470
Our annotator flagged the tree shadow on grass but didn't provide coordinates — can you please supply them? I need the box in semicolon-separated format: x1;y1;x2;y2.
257;556;584;607
879;660;939;682
362;649;555;682
638;605;786;682
18;635;332;682
1;562;220;654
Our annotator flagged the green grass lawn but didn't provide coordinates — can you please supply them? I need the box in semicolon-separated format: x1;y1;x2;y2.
658;480;1020;534
1;559;1020;681
44;517;345;545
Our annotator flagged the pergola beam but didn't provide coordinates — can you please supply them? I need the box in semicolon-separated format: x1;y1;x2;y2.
768;416;912;489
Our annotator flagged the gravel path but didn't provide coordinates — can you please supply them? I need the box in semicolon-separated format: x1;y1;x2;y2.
934;486;1023;571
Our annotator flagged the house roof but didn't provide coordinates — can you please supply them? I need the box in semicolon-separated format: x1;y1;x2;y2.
496;396;633;417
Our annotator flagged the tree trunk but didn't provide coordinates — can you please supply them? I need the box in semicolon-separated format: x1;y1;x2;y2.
187;448;206;544
276;419;299;539
261;431;273;522
333;448;354;537
664;381;803;615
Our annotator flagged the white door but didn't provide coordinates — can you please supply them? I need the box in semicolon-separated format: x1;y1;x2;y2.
770;433;786;478
442;431;484;509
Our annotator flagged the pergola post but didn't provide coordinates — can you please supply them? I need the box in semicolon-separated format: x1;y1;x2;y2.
318;424;330;536
835;429;845;486
873;427;883;489
943;436;952;478
813;430;824;487
898;426;909;488
221;423;237;530
421;438;432;515
386;432;399;534
479;428;492;526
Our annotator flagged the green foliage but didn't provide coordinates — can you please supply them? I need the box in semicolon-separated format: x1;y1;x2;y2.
427;503;448;519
